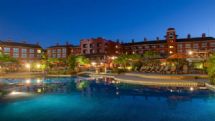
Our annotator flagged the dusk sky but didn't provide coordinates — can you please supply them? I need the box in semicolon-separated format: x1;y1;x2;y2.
0;0;215;48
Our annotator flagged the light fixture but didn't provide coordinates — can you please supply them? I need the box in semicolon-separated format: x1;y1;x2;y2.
188;50;193;55
25;63;31;68
91;62;96;66
25;79;31;84
36;64;41;68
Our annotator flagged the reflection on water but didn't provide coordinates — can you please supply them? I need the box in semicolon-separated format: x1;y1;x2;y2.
0;77;215;121
1;77;214;102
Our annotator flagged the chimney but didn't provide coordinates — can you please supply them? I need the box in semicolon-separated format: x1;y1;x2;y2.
144;38;147;42
187;34;191;39
131;39;135;43
156;37;159;41
202;33;206;38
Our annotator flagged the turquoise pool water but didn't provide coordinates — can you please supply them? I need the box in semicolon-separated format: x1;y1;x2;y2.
0;77;215;121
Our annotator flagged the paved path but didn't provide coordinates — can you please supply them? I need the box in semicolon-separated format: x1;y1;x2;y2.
114;73;207;87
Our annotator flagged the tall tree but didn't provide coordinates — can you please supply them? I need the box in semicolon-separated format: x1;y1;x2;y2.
67;55;89;71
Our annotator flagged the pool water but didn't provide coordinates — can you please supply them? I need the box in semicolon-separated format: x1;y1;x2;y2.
0;77;215;121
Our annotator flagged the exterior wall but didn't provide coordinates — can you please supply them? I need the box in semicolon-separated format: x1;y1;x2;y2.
81;37;106;55
80;37;121;61
47;45;81;59
177;40;215;53
47;46;70;59
166;28;177;55
122;28;215;57
123;43;168;55
71;46;81;55
0;44;42;64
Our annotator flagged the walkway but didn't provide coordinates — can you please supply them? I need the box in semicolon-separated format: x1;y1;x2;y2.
114;72;208;87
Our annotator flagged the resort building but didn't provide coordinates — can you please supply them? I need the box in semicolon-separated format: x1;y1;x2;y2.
47;43;80;59
0;40;42;64
80;37;122;62
122;28;215;57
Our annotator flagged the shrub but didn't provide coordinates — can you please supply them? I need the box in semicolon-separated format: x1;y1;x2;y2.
207;54;215;85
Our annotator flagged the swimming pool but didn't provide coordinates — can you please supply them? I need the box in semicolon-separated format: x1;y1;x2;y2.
0;77;215;121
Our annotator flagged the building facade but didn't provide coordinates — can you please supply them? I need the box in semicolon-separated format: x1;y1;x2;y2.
123;28;215;57
80;37;122;61
47;43;80;59
0;40;42;64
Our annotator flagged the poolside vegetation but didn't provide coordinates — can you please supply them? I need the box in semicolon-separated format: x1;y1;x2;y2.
207;54;215;85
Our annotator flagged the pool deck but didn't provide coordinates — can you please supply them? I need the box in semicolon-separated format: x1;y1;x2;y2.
90;72;208;87
0;71;211;88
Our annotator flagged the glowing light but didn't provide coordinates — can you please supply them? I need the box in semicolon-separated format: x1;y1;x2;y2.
37;49;41;53
26;79;31;84
111;56;117;60
126;66;132;70
25;63;31;68
91;62;96;66
10;91;19;95
169;46;174;48
37;88;42;93
37;79;41;84
190;87;194;91
36;64;41;68
169;51;173;54
188;50;193;55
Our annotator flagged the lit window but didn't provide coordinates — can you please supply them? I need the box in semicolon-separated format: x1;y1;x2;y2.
37;49;41;53
169;46;174;48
